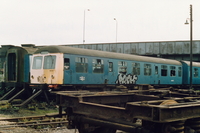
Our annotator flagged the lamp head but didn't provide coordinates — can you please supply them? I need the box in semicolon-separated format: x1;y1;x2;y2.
185;19;189;25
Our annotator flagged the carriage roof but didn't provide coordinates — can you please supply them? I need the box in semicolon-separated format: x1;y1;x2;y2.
34;45;182;65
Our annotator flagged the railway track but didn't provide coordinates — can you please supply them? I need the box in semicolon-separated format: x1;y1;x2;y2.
0;113;68;129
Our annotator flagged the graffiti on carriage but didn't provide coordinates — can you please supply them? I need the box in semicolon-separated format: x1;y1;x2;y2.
116;74;138;84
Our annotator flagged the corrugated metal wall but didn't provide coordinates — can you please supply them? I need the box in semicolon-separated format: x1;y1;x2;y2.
66;40;200;61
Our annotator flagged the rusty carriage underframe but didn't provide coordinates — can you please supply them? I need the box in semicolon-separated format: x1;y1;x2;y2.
56;87;200;133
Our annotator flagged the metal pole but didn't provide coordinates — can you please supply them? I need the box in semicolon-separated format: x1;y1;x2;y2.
83;10;86;44
190;4;193;90
83;9;90;44
114;18;118;43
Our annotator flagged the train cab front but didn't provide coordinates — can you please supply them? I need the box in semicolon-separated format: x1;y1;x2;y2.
30;51;64;90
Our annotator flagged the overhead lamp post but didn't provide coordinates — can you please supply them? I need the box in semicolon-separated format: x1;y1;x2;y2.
114;18;118;43
83;9;90;44
185;5;193;90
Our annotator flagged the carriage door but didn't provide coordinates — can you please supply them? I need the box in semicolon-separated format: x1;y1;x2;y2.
154;65;160;84
107;62;114;84
63;57;72;84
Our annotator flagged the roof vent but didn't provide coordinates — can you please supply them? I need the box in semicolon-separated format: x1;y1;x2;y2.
21;44;35;47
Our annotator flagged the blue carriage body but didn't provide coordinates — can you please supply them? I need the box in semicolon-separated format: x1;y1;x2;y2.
31;46;184;86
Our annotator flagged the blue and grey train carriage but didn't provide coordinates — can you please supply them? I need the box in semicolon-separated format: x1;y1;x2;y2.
181;61;200;85
30;45;183;89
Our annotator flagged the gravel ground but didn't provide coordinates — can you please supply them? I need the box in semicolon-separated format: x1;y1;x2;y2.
0;127;125;133
0;127;78;133
0;112;126;133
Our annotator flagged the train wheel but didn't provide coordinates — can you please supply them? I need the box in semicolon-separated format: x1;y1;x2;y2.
160;100;184;133
161;121;184;133
77;123;116;133
185;118;200;133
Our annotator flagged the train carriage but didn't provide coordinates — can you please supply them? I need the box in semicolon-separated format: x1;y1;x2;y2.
0;44;39;99
0;45;13;83
181;61;200;85
30;46;183;89
5;44;39;84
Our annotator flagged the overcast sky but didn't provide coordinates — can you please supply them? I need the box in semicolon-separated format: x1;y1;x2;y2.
0;0;200;46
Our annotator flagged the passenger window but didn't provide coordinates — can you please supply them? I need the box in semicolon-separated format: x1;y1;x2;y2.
75;57;88;73
194;68;198;77
178;67;182;77
118;61;127;74
132;63;140;75
43;55;56;69
109;62;113;72
161;65;167;76
144;64;151;76
32;56;43;69
170;66;176;77
93;59;104;73
64;58;70;70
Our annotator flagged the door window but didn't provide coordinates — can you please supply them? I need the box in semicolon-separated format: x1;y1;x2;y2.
194;68;198;78
144;64;151;76
161;65;167;76
93;59;104;73
118;61;127;74
132;62;140;75
64;58;70;70
170;66;176;77
109;62;113;72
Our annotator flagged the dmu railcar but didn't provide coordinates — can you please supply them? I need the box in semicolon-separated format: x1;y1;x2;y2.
0;44;39;97
29;45;199;89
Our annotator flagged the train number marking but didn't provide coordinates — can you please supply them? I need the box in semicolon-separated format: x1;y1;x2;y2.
116;74;138;84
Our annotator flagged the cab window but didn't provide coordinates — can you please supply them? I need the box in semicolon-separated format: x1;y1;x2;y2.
32;56;43;69
43;55;56;69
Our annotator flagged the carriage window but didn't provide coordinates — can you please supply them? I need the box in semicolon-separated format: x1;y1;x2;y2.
32;56;43;69
93;59;104;73
155;66;158;75
109;62;113;72
75;57;88;73
64;58;70;70
118;61;127;74
43;55;56;69
170;66;176;77
194;68;198;78
144;64;151;76
178;67;182;77
161;65;167;76
132;63;140;75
